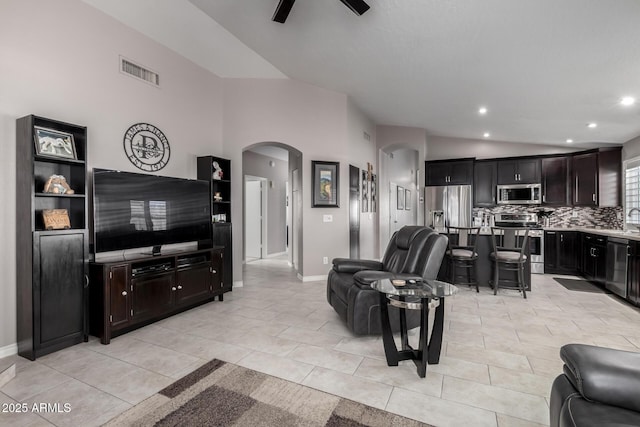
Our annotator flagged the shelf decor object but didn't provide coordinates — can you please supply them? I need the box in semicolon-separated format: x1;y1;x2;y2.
16;114;89;360
33;126;77;160
312;160;340;208
43;174;74;194
42;209;71;230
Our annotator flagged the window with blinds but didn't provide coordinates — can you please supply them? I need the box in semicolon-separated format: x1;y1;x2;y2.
625;158;640;225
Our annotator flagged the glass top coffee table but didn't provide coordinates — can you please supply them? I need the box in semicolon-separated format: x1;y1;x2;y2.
371;278;458;378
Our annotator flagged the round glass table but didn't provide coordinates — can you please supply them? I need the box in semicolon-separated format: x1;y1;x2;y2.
371;278;458;378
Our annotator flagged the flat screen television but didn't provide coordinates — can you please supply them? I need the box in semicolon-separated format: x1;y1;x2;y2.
92;168;211;254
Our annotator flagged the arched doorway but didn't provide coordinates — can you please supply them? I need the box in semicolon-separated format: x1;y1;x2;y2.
242;142;303;274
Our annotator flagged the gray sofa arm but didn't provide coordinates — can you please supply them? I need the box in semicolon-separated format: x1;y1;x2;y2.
332;258;383;274
561;344;640;413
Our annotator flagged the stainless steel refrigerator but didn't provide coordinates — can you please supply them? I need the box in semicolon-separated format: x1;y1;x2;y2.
424;185;472;232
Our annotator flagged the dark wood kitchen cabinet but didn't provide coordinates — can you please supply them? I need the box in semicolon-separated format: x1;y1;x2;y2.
572;149;621;207
582;234;607;283
497;158;540;184
541;157;570;205
627;241;640;306
90;248;223;344
425;159;474;186
16;115;89;360
545;231;578;275
572;152;598;206
474;160;497;207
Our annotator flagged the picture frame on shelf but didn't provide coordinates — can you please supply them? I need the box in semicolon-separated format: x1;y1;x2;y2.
397;186;404;210
34;126;77;160
405;189;411;210
312;160;340;207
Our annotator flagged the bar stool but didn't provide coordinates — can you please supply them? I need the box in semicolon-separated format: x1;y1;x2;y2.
445;226;481;292
490;226;529;298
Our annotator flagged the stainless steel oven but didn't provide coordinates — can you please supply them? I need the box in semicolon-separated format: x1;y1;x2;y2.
494;213;544;274
528;230;544;274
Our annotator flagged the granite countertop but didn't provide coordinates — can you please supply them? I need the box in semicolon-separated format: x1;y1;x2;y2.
439;226;640;240
542;227;640;241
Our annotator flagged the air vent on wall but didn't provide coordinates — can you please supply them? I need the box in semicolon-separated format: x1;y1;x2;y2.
120;56;160;87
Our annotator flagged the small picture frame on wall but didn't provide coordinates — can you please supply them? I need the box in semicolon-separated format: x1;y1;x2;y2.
34;126;77;160
397;186;404;210
405;189;411;210
362;169;369;213
371;174;377;213
312;160;340;207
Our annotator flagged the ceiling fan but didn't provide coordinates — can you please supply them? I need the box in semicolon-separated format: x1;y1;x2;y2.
272;0;370;24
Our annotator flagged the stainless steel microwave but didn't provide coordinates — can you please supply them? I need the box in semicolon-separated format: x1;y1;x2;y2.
497;184;541;204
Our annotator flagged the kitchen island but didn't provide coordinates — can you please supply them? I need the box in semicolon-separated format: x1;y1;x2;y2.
438;230;532;292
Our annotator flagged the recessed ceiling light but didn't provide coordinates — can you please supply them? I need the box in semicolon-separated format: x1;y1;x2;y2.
587;123;597;128
621;96;636;106
478;107;488;115
566;139;573;143
483;132;490;138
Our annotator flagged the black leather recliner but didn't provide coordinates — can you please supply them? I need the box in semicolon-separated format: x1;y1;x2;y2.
550;343;640;427
326;226;447;335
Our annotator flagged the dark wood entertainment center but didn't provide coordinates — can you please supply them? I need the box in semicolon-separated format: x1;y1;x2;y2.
89;247;224;344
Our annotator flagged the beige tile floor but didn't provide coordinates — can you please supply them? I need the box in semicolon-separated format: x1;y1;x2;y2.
2;256;640;426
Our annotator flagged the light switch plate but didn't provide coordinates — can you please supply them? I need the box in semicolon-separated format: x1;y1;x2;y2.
323;215;333;222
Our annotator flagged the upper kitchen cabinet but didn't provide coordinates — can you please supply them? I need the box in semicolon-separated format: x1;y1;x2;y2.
474;160;497;207
572;148;621;207
425;158;474;186
541;156;570;206
497;158;540;184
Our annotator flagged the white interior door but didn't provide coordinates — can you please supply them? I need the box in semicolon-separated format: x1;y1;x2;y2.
245;179;262;261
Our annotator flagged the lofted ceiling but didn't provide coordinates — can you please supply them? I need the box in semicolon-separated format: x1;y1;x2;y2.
84;0;640;146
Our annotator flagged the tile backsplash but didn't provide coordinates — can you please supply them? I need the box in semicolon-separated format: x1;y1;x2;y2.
473;205;623;229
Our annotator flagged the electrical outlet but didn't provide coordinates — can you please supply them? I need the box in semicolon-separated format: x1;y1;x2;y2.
572;211;578;218
323;257;329;264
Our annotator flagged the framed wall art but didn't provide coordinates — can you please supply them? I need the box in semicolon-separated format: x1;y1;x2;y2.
405;188;411;210
371;174;377;213
312;160;340;207
34;126;77;160
361;169;369;212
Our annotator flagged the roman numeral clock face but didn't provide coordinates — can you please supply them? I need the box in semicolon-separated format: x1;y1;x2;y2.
123;123;171;172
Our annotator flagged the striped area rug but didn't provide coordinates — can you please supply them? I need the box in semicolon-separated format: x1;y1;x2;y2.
104;359;431;426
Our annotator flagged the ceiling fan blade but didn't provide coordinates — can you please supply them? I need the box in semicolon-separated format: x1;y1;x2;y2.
272;0;296;23
338;0;370;15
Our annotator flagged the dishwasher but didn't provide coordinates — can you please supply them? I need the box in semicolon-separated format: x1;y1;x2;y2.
605;237;629;298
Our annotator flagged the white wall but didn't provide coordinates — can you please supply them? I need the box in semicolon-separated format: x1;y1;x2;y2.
223;78;378;279
242;151;288;256
376;126;427;254
346;100;378;259
427;136;578;160
0;0;223;349
623;135;640;161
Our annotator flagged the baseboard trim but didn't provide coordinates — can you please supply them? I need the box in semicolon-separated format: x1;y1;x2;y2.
233;280;244;288
300;274;328;282
0;343;18;358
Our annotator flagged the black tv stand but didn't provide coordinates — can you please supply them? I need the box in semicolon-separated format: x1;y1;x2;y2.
89;247;225;344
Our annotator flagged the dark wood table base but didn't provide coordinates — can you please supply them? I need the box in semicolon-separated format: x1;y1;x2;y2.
378;293;446;378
